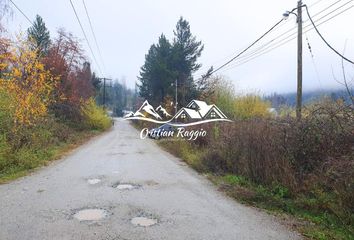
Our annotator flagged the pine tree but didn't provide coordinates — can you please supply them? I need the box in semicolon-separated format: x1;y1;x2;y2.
91;72;101;92
138;34;175;106
138;18;203;107
27;15;51;56
172;17;204;105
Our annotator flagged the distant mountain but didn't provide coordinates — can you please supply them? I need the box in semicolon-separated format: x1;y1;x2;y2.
134;100;162;119
156;105;172;118
265;89;352;109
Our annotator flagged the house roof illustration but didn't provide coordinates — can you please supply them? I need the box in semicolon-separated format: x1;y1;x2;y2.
175;107;202;119
174;100;227;120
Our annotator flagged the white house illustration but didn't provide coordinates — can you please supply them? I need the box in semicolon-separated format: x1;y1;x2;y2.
174;100;227;121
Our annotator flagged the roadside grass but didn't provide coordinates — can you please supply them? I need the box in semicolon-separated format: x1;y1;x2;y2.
208;174;353;240
0;128;108;184
158;140;354;240
157;139;206;171
0;95;112;184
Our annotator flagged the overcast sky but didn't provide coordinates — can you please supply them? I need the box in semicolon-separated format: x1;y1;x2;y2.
5;0;354;94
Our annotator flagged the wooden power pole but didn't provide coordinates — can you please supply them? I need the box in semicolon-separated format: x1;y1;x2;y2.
99;77;112;108
296;0;303;121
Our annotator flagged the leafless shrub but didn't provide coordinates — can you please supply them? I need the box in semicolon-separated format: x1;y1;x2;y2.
198;99;353;220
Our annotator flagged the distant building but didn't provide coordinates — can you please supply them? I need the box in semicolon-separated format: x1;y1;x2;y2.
174;100;227;121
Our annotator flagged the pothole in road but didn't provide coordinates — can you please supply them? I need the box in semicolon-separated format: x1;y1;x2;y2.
87;178;101;185
116;184;135;190
131;217;158;227
145;180;159;186
73;209;108;221
107;152;127;156
112;182;141;190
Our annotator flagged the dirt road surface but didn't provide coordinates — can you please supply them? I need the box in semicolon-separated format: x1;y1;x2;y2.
0;119;301;240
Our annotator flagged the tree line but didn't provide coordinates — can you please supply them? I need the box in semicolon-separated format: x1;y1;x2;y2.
0;5;111;180
4;13;132;119
138;17;206;108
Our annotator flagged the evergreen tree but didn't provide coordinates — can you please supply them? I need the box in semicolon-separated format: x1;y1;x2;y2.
27;15;51;56
91;72;101;92
138;34;175;106
172;17;204;105
138;17;203;107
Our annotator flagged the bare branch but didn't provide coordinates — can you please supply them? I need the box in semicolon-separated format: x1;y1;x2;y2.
341;41;354;105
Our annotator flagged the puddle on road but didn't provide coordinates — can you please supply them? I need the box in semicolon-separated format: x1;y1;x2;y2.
112;182;141;190
131;217;157;227
87;178;101;185
145;180;159;186
107;152;127;156
116;184;135;190
73;209;108;221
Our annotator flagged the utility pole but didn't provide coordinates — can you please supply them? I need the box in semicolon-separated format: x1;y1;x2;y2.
99;77;112;108
296;0;303;121
103;78;106;106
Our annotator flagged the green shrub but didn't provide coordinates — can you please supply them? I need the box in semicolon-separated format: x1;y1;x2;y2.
271;184;290;199
81;99;112;130
212;79;237;118
0;94;111;178
0;134;12;172
0;91;15;172
0;90;14;134
13;147;53;170
223;174;249;186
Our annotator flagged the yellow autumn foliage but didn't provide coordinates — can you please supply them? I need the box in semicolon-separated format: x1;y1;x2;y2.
81;98;111;130
234;95;271;120
0;38;59;127
200;77;272;120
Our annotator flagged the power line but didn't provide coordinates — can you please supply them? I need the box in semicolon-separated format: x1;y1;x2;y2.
205;18;285;77
218;4;354;74
309;0;326;8
230;0;350;63
305;4;354;64
69;0;103;75
224;9;353;73
8;0;32;24
9;0;102;74
8;1;70;46
195;0;349;78
237;1;353;67
306;33;324;91
306;35;314;58
219;2;354;72
82;0;106;74
193;20;290;76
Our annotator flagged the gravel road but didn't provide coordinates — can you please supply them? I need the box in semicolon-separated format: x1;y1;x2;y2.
0;119;301;240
